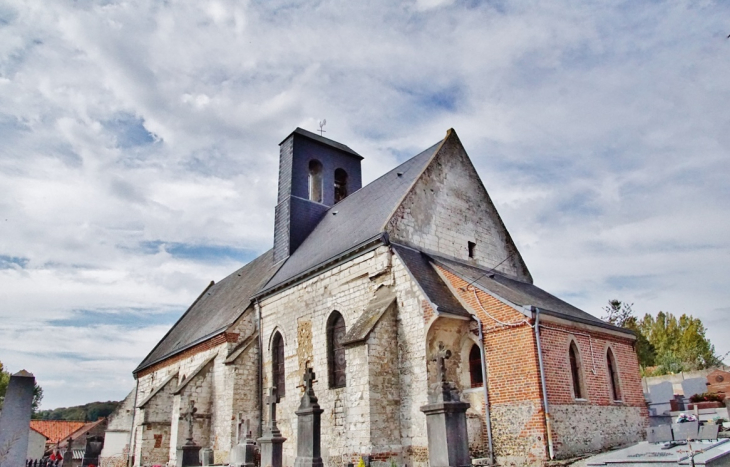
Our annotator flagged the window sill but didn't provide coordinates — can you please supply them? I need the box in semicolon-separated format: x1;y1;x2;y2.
463;386;484;394
573;398;590;403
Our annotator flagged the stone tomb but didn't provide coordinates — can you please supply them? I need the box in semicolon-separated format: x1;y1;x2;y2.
682;378;709;401
0;370;35;467
649;382;675;416
587;439;730;467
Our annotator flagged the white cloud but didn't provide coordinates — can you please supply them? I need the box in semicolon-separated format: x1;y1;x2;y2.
1;0;729;407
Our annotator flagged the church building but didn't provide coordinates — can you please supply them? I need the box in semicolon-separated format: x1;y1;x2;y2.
130;128;647;467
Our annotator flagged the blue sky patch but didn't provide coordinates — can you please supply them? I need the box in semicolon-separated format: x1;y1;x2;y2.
138;241;257;263
0;255;29;269
104;114;157;148
48;307;184;329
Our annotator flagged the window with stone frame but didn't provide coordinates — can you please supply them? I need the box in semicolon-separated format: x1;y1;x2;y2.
469;344;484;388
334;168;348;203
607;347;622;401
309;160;323;203
569;341;585;399
272;332;285;397
327;311;347;388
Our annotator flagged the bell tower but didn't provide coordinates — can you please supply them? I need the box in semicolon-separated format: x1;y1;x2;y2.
273;128;363;263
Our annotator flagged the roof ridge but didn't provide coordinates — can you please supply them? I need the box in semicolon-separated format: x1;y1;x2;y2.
378;130;451;232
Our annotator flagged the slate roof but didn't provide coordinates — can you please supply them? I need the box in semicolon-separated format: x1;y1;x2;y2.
282;127;363;159
341;286;397;346
391;244;470;319
431;255;633;335
135;249;281;374
261;140;443;293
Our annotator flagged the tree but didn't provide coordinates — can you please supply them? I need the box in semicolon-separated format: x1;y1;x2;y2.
602;300;635;327
0;361;44;414
600;301;722;376
638;312;721;372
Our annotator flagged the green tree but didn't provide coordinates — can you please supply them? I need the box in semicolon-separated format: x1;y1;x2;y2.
601;302;721;375
623;316;656;368
0;361;44;414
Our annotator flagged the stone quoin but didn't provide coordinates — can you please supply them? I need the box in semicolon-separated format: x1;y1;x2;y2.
128;127;647;467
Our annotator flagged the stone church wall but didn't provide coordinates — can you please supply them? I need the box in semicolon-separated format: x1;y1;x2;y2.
132;307;260;466
386;133;530;282
260;246;433;467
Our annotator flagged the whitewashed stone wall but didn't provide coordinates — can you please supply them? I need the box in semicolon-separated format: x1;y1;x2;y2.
386;134;530;282
260;246;436;467
132;308;259;466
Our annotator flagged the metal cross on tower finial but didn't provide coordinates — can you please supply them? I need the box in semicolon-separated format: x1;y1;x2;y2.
180;399;198;445
432;341;452;384
318;119;327;136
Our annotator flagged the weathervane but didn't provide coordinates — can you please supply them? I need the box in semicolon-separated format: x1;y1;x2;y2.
318;119;326;136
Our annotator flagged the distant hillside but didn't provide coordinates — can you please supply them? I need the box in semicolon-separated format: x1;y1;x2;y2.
33;400;121;421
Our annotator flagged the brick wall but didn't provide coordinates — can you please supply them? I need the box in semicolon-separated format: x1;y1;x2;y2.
538;324;647;457
437;265;647;463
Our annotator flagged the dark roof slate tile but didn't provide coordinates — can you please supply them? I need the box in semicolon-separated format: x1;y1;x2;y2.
135;250;280;373
262;141;442;292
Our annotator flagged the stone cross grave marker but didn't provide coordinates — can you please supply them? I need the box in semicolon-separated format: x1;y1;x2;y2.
265;386;281;431
303;368;316;393
294;367;323;467
421;344;471;467
235;413;245;445
179;399;203;446
433;341;452;383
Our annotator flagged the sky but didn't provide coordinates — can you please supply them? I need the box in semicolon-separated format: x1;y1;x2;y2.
0;0;729;410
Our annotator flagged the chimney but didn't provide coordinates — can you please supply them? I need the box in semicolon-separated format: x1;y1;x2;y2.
273;128;363;263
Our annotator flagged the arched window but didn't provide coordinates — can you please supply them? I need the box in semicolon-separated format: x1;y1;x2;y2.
327;311;347;388
569;341;584;399
469;344;484;388
309;160;323;203
334;168;348;203
607;348;621;401
272;332;285;397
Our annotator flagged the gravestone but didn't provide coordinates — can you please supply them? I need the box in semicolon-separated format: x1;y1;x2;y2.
672;421;699;440
82;435;104;466
682;378;708;400
230;416;256;467
0;370;35;467
258;387;286;467
648;382;674;415
199;447;214;466
177;400;202;467
293;368;323;467
63;438;74;466
420;342;471;467
646;425;673;443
